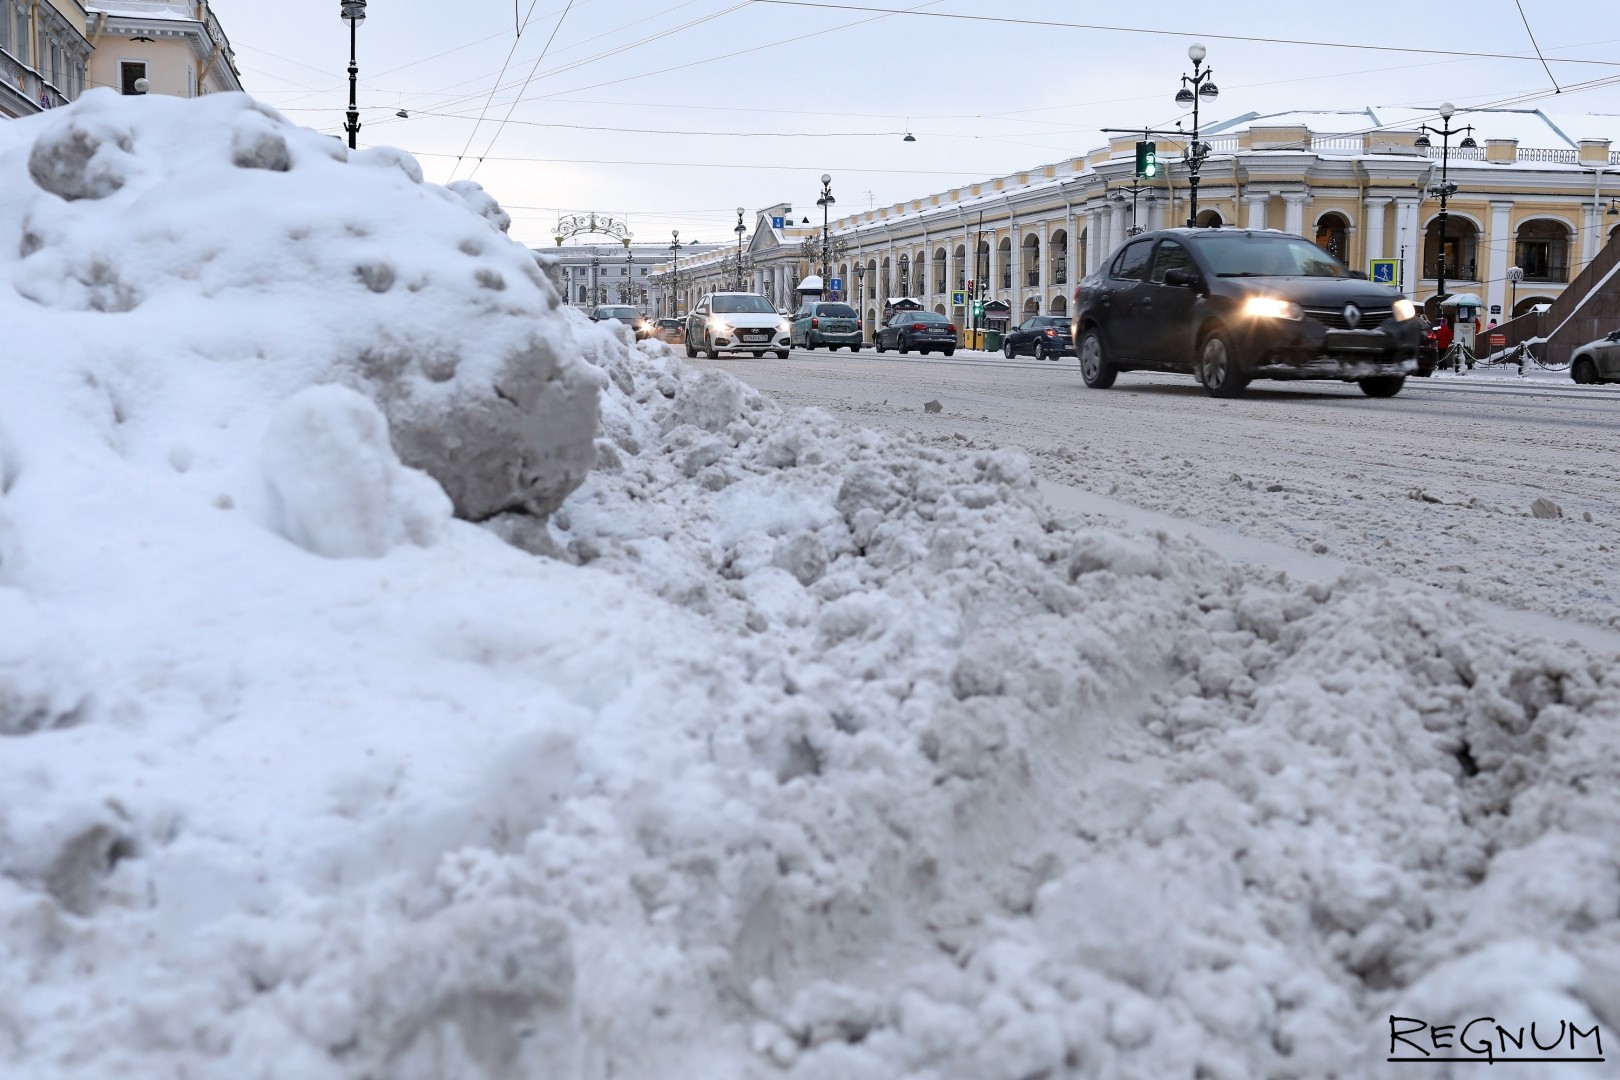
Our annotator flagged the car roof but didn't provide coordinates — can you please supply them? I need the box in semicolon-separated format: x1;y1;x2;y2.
1134;227;1308;242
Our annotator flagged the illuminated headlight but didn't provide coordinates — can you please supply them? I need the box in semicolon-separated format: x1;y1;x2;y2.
1242;296;1303;320
778;320;792;334
709;319;732;334
1392;298;1417;322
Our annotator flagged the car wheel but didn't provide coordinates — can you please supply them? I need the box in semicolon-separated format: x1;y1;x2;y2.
1359;375;1406;398
706;344;719;360
685;339;697;358
1004;340;1016;360
943;348;955;357
775;349;789;359
899;336;910;355
753;350;766;357
1574;358;1598;384
851;345;863;353
1078;328;1117;390
1197;328;1248;398
876;339;887;353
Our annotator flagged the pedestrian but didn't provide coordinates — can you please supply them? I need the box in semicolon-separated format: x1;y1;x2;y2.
1435;318;1454;369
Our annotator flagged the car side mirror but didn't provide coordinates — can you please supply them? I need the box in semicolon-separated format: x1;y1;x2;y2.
1609;330;1620;341
1347;270;1369;280
1163;267;1200;288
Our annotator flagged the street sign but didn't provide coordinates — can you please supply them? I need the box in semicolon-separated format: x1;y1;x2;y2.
1489;333;1506;347
770;216;786;229
1490;304;1501;315
829;277;842;293
1368;259;1398;285
951;290;967;306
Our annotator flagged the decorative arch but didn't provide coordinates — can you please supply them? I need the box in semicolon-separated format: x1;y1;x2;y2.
1313;212;1350;262
1022;296;1040;315
1049;294;1067;316
933;247;948;293
933;303;947;316
1021;233;1041;289
1610;222;1620;245
1195;209;1224;228
998;236;1013;290
1050;229;1068;285
1423;215;1481;282
1514;217;1575;283
1513;294;1557;319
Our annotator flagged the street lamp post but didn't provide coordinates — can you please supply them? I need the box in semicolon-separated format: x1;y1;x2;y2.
1415;102;1475;324
734;208;746;291
817;173;835;283
1109;181;1158;236
340;1;366;149
670;230;686;317
899;252;910;299
1173;43;1218;227
1506;264;1524;320
854;263;867;340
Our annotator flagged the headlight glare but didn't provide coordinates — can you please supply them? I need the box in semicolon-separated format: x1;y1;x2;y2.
709;318;732;334
1242;296;1303;320
1392;298;1417;322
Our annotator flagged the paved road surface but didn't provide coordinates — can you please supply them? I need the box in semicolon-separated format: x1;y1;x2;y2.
695;346;1620;635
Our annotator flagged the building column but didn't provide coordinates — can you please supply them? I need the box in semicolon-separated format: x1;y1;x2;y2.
1582;201;1601;268
1086;208;1104;272
1487;200;1513;319
1393;196;1422;297
1064;210;1077;294
1110;205;1128;256
1283;193;1308;237
1362;196;1390;264
1245;193;1271;230
1034;220;1046;311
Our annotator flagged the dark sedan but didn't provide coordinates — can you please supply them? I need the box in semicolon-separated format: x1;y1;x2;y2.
1072;228;1423;398
874;311;957;356
590;304;652;340
1003;315;1073;360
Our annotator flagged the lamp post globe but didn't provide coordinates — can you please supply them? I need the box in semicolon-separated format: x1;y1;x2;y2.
1187;42;1206;63
1439;101;1455;119
734;208;747;292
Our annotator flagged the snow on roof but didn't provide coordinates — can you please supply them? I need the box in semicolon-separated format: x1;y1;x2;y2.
1204;105;1618;149
86;1;197;19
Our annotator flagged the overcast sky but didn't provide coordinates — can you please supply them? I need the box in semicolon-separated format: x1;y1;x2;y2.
220;0;1620;251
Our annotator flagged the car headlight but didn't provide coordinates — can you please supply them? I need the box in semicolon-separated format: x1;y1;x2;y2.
778;320;792;334
1242;296;1304;321
709;319;732;334
1392;298;1417;322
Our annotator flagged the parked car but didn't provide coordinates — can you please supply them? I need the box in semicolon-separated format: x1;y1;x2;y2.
652;317;684;344
791;301;863;351
1571;329;1620;384
1003;315;1074;360
590;304;652;340
874;311;957;356
684;292;791;358
1072;228;1423;398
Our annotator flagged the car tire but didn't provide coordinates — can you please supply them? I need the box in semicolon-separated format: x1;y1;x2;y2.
943;348;955;358
1078;328;1117;390
1574;358;1598;385
899;337;910;355
753;350;766;357
851;345;863;353
685;339;697;359
1359;375;1406;398
775;349;789;359
1197;328;1248;398
706;344;719;360
1004;341;1016;360
876;340;886;353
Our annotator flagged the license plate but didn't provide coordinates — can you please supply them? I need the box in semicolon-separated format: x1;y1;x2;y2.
742;331;769;341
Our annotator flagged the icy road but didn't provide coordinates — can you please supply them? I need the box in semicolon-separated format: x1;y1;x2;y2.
709;350;1620;644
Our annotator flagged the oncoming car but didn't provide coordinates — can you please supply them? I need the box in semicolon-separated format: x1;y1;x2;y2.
1072;228;1423;398
590;304;651;340
651;317;684;344
685;292;791;359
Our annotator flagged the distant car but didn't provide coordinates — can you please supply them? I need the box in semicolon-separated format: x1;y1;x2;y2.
874;311;957;356
1003;315;1073;360
1072;228;1423;398
685;292;791;359
590;304;651;340
652;317;684;344
791;301;863;351
1571;329;1620;384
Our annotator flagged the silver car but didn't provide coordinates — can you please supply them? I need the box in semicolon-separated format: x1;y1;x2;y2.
1571;330;1620;385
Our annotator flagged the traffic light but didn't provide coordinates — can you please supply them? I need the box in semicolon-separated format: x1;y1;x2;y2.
1135;140;1158;178
972;301;984;319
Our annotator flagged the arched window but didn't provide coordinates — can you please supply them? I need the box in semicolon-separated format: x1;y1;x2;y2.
934;247;948;294
998;236;1012;290
1515;219;1573;283
1314;213;1350;262
1022;234;1041;288
1050;294;1067;316
1050;229;1068;285
1022;296;1040;315
1423;216;1481;281
1513;295;1557;319
1195;209;1224;228
1078;227;1088;278
954;244;967;290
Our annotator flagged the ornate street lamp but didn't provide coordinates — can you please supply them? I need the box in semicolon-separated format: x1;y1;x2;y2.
734;207;747;291
816;173;835;283
1506;264;1524;320
1110;181;1158;236
1417;102;1475;319
669;229;687;316
899;252;910;298
1174;43;1218;227
340;1;366;150
854;263;867;340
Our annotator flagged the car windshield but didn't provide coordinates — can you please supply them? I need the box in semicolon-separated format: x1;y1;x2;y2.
599;307;639;319
814;304;857;318
1192;235;1350;278
657;319;680;327
712;294;776;314
1034;317;1066;327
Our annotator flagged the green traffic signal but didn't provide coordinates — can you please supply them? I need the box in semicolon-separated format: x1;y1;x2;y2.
1135;140;1158;178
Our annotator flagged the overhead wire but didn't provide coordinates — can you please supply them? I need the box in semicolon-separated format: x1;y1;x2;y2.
1513;0;1561;92
448;0;545;180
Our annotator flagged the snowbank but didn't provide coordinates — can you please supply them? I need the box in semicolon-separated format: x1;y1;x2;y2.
3;93;1620;1079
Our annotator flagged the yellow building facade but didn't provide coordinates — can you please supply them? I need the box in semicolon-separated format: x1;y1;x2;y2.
1;0;92;116
85;0;240;102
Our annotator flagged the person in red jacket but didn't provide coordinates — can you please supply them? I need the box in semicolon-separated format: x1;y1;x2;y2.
1435;318;1455;370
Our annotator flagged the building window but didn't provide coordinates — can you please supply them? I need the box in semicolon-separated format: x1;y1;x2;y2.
13;9;27;64
120;61;147;95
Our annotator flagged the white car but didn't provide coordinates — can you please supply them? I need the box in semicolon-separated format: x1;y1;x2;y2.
1570;329;1620;385
685;292;791;359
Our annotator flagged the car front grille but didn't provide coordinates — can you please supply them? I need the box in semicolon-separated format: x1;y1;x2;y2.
1304;305;1393;329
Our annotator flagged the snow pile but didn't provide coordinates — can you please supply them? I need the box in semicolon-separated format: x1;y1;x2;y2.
4;93;1620;1079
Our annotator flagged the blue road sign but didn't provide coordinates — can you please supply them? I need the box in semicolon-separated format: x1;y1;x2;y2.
828;277;843;292
771;216;786;229
1368;259;1398;285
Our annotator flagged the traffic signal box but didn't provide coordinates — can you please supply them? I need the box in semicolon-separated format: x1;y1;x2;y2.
1135;141;1158;178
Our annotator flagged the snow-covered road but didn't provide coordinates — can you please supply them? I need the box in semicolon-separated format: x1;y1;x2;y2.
710;350;1620;637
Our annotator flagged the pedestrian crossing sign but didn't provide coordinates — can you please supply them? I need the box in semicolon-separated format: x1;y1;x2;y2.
1368;259;1398;285
952;290;967;306
771;216;786;229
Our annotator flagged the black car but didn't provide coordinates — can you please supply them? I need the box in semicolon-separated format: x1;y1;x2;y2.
590;304;651;340
1003;315;1073;360
1072;228;1423;398
874;311;957;356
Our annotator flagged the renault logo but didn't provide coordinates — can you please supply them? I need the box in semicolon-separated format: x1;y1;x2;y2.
1343;303;1362;328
